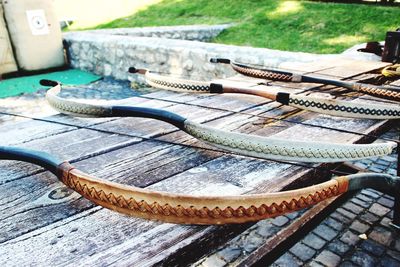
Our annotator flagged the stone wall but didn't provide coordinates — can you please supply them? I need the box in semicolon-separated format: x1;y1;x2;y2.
82;24;232;42
63;25;363;83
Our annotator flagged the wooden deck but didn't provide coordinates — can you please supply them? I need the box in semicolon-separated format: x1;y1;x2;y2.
0;58;397;266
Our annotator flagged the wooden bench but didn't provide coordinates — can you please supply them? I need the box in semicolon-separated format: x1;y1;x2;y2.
0;58;397;266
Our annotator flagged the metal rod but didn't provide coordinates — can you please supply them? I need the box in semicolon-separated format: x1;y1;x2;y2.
392;198;400;229
390;124;400;229
398;125;400;177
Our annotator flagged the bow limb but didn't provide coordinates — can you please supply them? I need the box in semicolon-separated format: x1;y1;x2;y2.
210;58;298;82
42;80;112;117
1;145;399;224
183;120;395;163
283;94;400;120
133;68;279;99
43;79;185;128
57;161;350;224
129;68;213;93
211;58;400;102
349;83;400;101
43;79;397;163
58;168;400;224
0;146;63;175
216;84;400;120
302;76;400;102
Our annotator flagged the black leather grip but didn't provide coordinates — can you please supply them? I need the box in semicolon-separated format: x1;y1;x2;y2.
209;58;231;64
276;92;290;105
40;79;60;87
0;146;64;175
348;173;400;196
128;67;138;73
111;106;186;129
210;83;224;93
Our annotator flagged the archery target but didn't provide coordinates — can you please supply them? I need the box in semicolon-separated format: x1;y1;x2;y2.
26;9;49;35
3;0;65;71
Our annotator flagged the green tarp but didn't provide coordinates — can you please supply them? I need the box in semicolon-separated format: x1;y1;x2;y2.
0;69;101;98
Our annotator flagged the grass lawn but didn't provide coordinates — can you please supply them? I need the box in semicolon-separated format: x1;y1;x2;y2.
54;0;161;30
82;0;399;54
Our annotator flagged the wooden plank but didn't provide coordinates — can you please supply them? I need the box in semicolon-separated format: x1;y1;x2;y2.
0;127;139;185
156;92;390;162
139;88;208;103
280;58;390;79
0;95;57;119
1;96;391;265
237;193;355;266
0;141;221;244
313;59;391;78
2;89;244;245
92;102;230;139
0;114;30;126
0;118;76;146
0;89;318;264
390;79;400;87
1;59;395;266
0;152;308;266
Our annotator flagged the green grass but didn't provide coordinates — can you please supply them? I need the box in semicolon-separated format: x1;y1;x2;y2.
89;0;400;54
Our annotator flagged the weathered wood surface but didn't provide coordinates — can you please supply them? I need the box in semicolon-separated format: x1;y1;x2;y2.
0;59;396;266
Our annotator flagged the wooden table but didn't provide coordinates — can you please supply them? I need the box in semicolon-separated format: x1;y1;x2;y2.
0;58;397;266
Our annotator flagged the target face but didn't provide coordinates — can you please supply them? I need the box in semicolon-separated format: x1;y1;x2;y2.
26;10;49;35
32;16;45;29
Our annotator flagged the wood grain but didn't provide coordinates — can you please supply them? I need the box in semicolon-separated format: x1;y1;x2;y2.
0;59;394;266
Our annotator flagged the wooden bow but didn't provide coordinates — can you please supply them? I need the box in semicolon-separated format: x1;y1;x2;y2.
1;146;398;224
129;67;400;120
210;58;400;102
42;79;396;163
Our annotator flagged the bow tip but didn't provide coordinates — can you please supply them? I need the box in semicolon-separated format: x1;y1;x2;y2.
128;67;147;75
209;58;231;64
40;79;59;87
128;67;138;73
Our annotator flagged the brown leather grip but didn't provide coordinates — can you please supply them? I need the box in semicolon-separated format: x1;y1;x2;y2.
58;162;349;224
352;84;400;102
231;63;293;82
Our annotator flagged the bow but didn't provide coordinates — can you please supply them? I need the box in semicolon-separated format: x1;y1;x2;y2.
210;58;400;102
129;67;400;120
42;79;396;163
1;145;398;224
